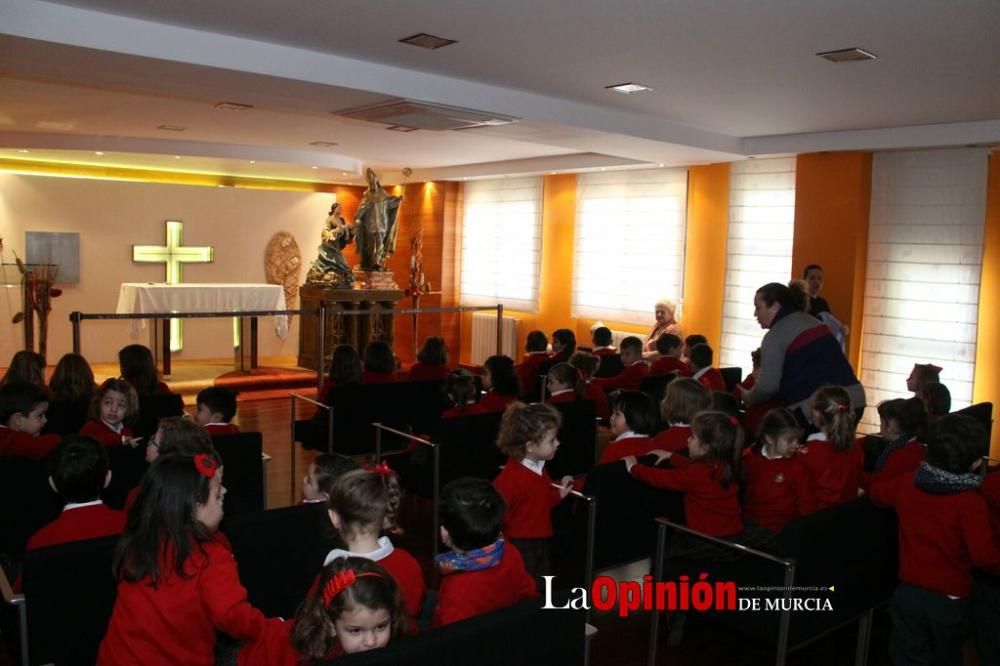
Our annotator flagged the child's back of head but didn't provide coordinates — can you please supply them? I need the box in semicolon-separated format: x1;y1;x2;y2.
610;390;658;435
551;329;576;353
688;343;714;371
690;411;745;487
484;355;520;396
195;386;238;424
313;454;361;496
655;333;682;356
0;381;49;430
810;385;856;451
592;326;613;348
496;402;561;459
661;377;712;425
417;337;448;367
0;350;46;388
446;368;477;407
877;397;927;440
50;434;109;502
439;477;505;551
684;334;707;355
525;330;548;353
568;351;600;379
363;340;396;374
925;414;987;475
328;467;402;537
920;382;951;419
118;344;160;395
328;345;362;385
50;353;95;402
154;417;215;456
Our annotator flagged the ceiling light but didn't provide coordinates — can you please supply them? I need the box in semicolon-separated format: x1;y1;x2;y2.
94;151;104;156
600;168;606;171
399;33;457;50
18;149;29;153
310;141;339;147
816;47;877;63
658;163;664;167
311;166;319;170
157;124;187;132
386;125;419;132
215;101;254;111
249;160;256;164
174;155;181;159
606;82;653;94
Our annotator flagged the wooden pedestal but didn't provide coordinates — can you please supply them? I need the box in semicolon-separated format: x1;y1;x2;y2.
297;284;406;370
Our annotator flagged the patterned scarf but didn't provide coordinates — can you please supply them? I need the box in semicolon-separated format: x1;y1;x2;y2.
436;539;505;575
873;435;913;472
914;461;982;495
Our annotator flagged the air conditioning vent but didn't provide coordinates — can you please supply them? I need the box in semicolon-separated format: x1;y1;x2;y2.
333;100;518;131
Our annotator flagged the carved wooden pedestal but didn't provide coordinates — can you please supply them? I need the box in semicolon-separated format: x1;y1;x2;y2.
297;284;406;370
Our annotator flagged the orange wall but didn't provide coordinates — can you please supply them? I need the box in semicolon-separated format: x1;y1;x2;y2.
974;150;1000;456
682;163;730;349
791;152;872;371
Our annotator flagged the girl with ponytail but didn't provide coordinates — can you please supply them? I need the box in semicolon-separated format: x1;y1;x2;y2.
799;385;865;510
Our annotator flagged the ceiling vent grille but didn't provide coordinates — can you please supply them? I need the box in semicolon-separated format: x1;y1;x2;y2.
816;47;877;63
333;100;518;131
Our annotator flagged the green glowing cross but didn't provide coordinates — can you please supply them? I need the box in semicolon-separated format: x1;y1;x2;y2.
132;220;214;351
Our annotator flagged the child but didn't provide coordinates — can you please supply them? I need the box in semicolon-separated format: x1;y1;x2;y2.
194;386;240;434
118;344;174;397
623;411;744;539
544;362;583;403
798;386;864;511
98;452;276;665
441;368;486;418
600;391;659;463
737;348;782;433
652;378;712;453
741;408;813;533
323;467;426;624
362;340;396;383
126;417;215;511
862;397;927;490
408;336;450;381
869;414;1000;665
302;454;360;504
568;351;610;420
689;343;725;392
649;334;691;376
547;328;576;365
319;345;362;404
26;435;126;551
919;382;951;421
593;336;649;392
479;355;520;413
681;334;707;363
516;330;550;400
736;348;761;393
49;353;95;402
0;382;61;459
906;362;941;395
81;379;141;447
434;477;538;626
591;326;617;356
493;402;573;582
0;350;47;389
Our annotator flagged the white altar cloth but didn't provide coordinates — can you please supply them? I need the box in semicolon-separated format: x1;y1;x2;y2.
116;283;288;338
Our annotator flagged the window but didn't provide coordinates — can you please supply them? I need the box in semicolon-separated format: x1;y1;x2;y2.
459;177;543;311
720;157;796;377
572;168;688;322
859;148;987;428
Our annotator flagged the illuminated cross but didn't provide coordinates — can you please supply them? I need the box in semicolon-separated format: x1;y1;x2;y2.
132;220;214;351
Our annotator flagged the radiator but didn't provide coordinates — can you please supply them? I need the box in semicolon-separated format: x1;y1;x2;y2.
471;312;518;365
608;329;638;348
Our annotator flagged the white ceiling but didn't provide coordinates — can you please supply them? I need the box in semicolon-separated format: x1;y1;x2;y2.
1;0;998;182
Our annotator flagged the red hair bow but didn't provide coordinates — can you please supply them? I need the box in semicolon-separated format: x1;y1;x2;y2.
729;416;739;427
322;569;356;605
836;404;848;413
194;454;217;479
367;461;396;478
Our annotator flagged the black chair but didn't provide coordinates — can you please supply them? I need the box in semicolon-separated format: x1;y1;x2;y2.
212;432;266;516
719;366;743;392
103;445;148;510
639;372;676;405
296;384;413;455
0;455;62;558
405;380;450;436
548;400;598;478
954;401;994;446
133;394;185;440
41;397;91;436
593;353;624;379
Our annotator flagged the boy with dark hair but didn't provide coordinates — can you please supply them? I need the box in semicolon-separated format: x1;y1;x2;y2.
26;435;126;551
593;336;650;392
649;333;691;376
689;343;726;392
591;326;616;356
193;386;240;435
869;414;1000;665
433;477;537;627
682;334;707;363
0;382;61;460
920;382;951;421
517;330;551;400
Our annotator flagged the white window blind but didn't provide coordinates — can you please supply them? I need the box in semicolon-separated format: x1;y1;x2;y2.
860;148;987;429
720;157;796;377
459;177;543;311
572;168;688;323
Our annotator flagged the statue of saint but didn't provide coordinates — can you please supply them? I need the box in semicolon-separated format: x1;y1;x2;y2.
306;202;355;286
354;168;402;272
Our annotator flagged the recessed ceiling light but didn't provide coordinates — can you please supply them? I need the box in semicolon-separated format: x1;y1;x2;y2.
311;166;319;170
600;168;606;171
157;124;187;132
310;141;339;147
816;47;877;63
94;151;104;156
249;160;256;164
215;101;254;111
386;125;419;132
399;33;457;50
18;149;29;153
174;155;181;159
658;163;664;167
606;82;653;94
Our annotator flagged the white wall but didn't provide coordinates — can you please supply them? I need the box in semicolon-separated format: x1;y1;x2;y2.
0;173;337;365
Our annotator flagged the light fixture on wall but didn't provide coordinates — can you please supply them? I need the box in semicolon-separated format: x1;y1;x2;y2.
399;33;457;49
605;82;653;94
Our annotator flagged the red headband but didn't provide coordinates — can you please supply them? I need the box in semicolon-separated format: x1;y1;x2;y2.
366;461;396;478
194;454;217;479
321;569;384;606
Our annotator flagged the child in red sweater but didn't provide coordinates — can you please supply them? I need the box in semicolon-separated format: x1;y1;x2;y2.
434;478;538;626
323;467;426;625
798;386;864;511
600;391;658;463
516;330;550;400
593;336;649;392
741;408;813;533
362;340;397;384
493;402;573;583
688;343;726;392
568;352;610;421
301;453;359;504
440;368;487;419
194;386;240;435
862;397;927;490
407;336;450;381
652;377;712;453
0;382;60;459
648;334;692;377
98;451;277;666
869;414;1000;666
81;379;141;447
479;355;520;413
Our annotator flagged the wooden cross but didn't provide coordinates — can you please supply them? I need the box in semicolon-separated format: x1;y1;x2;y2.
132;220;213;351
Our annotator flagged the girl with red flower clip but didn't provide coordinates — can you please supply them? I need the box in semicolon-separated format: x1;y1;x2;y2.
98;451;279;666
798;385;864;511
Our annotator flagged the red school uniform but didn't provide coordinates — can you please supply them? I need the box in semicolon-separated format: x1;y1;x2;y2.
236;619;345;666
478;390;517;414
981;470;1000;539
97;535;273;666
652;425;692;454
741;448;814;533
593;346;618;357
322;538;426;621
0;426;61;460
629;455;742;537
26;501;126;551
80;419;134;447
362;370;396;384
516;352;551;400
797;433;864;512
649;357;692;377
600;433;655;464
205;423;241;435
694;367;726;392
433;541;538;627
494;458;562;538
441;403;488;419
869;473;1000;598
860;438;926;490
546;386;610;421
593;361;650;393
407;363;450;382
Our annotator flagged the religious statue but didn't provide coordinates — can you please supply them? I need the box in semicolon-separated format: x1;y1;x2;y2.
354;168;402;272
306;202;356;286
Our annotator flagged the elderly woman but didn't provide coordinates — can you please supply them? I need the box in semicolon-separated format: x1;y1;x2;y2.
644;299;682;352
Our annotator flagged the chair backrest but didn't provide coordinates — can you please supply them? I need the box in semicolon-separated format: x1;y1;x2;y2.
103;445;148;510
133;394;185;439
41;396;91;436
429;412;505;489
954;401;994;446
324;384;416;455
21;534;119;666
212;432;265;516
404;380;450;436
223;503;331;618
548;400;598;477
639;373;675;406
0;455;62;557
593;354;625;379
719;367;743;392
